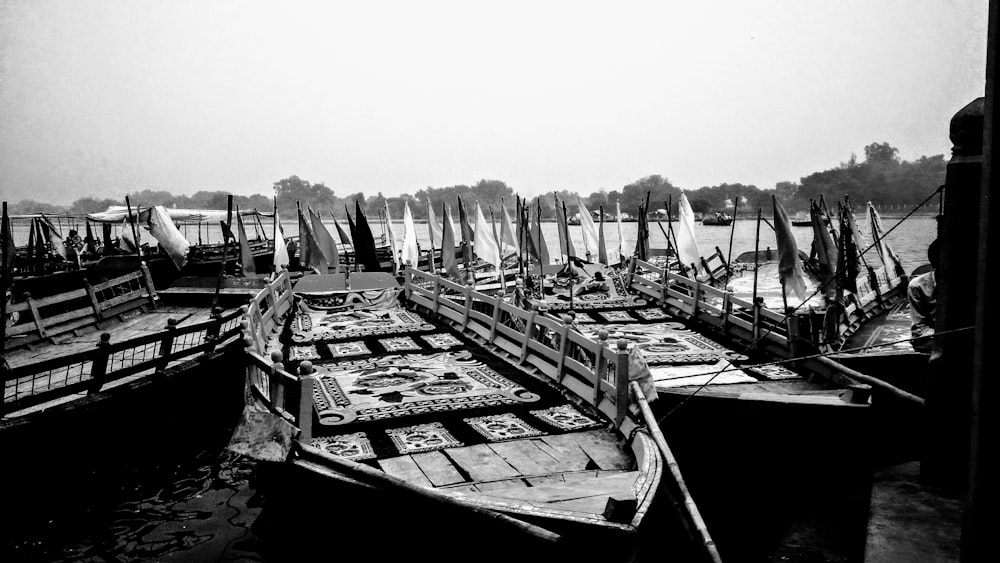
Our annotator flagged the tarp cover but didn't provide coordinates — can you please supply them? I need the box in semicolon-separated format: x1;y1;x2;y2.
87;206;272;224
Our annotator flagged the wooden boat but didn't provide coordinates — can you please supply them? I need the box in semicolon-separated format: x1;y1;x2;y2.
5;208;276;295
1;265;271;527
233;269;721;562
701;213;733;226
512;257;924;559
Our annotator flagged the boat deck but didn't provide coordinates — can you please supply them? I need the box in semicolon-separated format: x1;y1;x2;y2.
568;305;853;404
274;295;652;526
3;305;231;418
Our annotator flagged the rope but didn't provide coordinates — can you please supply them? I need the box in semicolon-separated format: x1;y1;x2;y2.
655;324;972;426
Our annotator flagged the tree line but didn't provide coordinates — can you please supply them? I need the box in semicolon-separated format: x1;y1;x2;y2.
5;142;945;219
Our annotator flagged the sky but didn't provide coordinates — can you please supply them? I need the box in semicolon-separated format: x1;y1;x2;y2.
0;0;989;206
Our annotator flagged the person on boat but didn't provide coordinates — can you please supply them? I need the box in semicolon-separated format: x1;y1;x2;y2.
908;239;939;353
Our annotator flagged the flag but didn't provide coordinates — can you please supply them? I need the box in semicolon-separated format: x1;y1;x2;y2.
102;223;113;254
272;211;290;272
676;193;702;274
297;205;327;274
333;214;353;248
234;207;259;277
561;200;576;259
427;199;443;250
40;215;67;259
553;194;568;259
353;201;382;272
401;200;420;268
772;195;807;301
309;206;340;269
837;203;860;294
522;205;539;265
344;205;358;246
473;202;502;272
533;202;551;267
598;206;608;265
457;196;474;243
2;206;15;279
119;217;137;254
616;200;626;263
441;203;461;279
867;201;904;276
147;205;191;270
634;198;649;261
500;201;518;255
809;200;837;299
84;221;98;254
577;197;600;259
383;202;399;271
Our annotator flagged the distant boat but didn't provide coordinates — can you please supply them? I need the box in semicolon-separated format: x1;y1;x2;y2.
701;212;733;226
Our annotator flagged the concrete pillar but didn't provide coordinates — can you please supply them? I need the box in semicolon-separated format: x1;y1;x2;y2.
922;97;984;489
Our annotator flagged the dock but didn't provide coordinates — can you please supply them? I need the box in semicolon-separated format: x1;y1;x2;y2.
863;462;962;563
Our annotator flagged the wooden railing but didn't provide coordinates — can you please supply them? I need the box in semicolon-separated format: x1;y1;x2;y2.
3;265;158;351
239;271;318;439
2;306;245;415
404;267;633;426
624;257;927;405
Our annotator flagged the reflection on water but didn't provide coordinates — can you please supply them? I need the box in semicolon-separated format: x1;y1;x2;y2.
3;449;263;563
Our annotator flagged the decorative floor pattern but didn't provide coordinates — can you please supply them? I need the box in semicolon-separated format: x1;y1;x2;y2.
635;308;669;320
291;309;435;343
744;363;801;380
421;333;463;349
288;345;320;361
530;404;602;431
325;341;372;358
599;310;635;322
581;322;757;387
465;413;545;442
379;336;422;352
387;422;463;454
311;350;541;426
310;432;376;461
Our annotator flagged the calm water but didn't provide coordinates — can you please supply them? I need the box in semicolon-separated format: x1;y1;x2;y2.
4;214;937;562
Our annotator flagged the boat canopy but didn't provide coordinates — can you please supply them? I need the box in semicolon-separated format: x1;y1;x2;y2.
86;206;273;224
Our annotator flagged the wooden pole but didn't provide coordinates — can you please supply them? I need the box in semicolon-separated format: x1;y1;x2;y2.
630;382;723;563
213;195;234;308
272;198;280;275
725;195;740;286
752;208;762;305
2;201;9;354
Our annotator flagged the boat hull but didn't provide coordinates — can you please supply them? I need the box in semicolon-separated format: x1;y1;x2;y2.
0;344;247;537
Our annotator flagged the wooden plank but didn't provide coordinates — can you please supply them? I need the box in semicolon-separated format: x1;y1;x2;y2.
548;495;615;515
445;444;521;482
476;479;529;493
536;435;592;472
572;430;632;471
488;440;563;476
485;471;639;504
411;451;466;487
377;456;434;488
